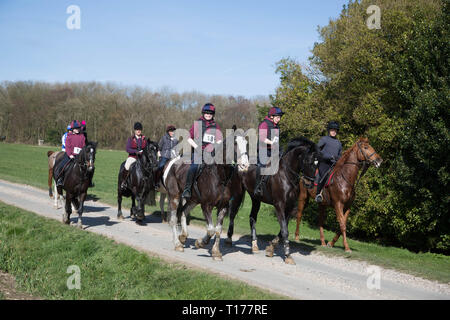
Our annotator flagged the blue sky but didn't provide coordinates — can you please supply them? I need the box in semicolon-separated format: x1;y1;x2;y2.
0;0;348;97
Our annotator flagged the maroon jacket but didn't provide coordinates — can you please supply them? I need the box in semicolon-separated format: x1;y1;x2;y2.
126;135;147;158
65;132;86;157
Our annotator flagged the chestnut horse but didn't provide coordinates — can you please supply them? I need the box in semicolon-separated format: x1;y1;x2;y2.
294;137;383;252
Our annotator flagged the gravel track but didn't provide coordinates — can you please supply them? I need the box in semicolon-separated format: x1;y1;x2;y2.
0;179;448;300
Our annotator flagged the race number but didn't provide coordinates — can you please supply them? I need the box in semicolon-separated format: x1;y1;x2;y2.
203;133;215;144
73;147;82;154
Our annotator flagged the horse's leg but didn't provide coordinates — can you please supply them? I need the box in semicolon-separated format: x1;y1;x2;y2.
294;188;308;241
179;203;195;245
168;196;183;252
160;192;167;222
53;180;59;208
211;207;228;261
328;205;351;252
318;205;327;247
135;193;146;223
195;204;214;249
48;168;53;198
76;193;86;229
63;194;72;225
225;191;244;247
130;194;136;218
249;197;261;253
117;188;124;220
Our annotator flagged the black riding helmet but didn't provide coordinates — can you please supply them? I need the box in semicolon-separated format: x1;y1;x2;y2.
134;122;143;130
327;121;339;131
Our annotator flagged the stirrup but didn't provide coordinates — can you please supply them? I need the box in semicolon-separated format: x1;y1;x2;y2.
315;193;323;203
182;188;191;199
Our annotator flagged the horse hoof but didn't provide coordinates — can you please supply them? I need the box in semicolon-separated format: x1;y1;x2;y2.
195;239;204;249
265;246;274;257
212;255;223;261
285;256;296;265
294;236;300;242
117;215;124;220
77;223;83;229
252;241;259;253
225;238;232;247
175;245;184;252
179;234;188;244
345;249;352;253
327;242;333;248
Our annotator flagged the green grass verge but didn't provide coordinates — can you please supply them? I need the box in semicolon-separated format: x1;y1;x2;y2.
0;201;284;299
0;142;449;284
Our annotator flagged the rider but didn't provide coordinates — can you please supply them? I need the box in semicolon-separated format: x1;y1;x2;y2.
121;122;147;190
315;121;342;203
55;120;86;187
254;106;284;197
61;124;72;152
182;103;223;199
155;125;178;189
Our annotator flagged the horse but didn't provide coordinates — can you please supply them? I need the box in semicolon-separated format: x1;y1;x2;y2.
117;139;159;223
53;141;97;228
294;137;383;252
225;137;320;265
163;128;249;260
47;150;64;205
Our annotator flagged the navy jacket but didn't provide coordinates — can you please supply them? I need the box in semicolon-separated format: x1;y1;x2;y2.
318;136;342;163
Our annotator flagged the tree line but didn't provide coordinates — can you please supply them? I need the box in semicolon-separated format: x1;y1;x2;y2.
0;81;267;149
271;0;449;253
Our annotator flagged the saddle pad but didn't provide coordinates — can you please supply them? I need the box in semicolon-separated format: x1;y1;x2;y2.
325;170;335;188
163;155;181;185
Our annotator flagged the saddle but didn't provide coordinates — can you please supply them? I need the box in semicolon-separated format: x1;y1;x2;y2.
315;166;336;189
192;164;205;198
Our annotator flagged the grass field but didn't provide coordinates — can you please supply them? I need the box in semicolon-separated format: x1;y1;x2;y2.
0;201;284;299
0;142;449;284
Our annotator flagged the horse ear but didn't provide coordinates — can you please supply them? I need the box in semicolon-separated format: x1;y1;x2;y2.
360;137;369;143
232;124;237;131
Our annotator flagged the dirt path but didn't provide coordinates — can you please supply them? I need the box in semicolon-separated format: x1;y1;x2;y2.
0;179;449;300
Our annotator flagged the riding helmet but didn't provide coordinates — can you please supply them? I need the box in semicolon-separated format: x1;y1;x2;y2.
268;107;285;117
70;120;81;129
327;121;340;131
134;122;143;130
202;103;215;115
166;125;176;132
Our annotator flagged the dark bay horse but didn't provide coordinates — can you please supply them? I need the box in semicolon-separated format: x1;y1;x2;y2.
117;139;159;223
294;137;383;252
164;130;249;260
226;137;319;264
53;141;97;228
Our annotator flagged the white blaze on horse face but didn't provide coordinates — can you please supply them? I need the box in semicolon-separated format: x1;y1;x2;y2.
235;135;249;171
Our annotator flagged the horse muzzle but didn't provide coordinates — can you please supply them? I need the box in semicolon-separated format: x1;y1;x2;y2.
373;157;383;168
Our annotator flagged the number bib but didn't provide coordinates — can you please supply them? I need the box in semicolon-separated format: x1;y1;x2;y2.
73;147;82;155
203;133;215;144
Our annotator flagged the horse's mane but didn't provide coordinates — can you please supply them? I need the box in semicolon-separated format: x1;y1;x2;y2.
333;137;368;172
284;136;316;155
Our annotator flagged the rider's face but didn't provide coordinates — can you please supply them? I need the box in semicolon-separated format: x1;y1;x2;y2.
135;129;142;136
273;116;281;124
203;113;213;120
329;129;337;137
168;130;175;137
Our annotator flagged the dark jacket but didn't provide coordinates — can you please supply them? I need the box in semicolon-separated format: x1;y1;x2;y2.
318;135;342;164
158;133;178;159
126;135;147;158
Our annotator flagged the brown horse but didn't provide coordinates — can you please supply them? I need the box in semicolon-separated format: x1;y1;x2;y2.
294;137;383;252
163;129;249;260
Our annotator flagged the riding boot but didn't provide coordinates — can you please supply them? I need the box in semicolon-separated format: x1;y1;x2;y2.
182;165;197;199
120;169;129;190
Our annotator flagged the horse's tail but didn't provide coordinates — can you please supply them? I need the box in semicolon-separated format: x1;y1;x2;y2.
47;150;54;157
